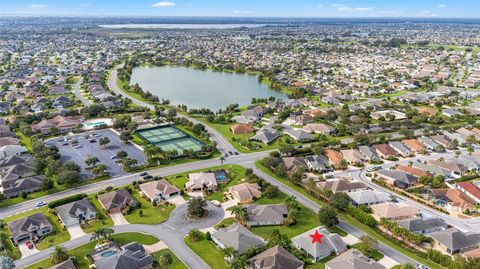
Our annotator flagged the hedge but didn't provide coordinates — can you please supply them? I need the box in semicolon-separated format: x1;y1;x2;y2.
48;193;88;208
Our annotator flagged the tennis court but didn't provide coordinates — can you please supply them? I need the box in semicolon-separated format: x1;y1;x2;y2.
136;125;205;155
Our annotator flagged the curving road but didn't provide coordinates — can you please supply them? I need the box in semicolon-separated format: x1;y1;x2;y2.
72;76;91;107
15;203;225;269
107;64;237;154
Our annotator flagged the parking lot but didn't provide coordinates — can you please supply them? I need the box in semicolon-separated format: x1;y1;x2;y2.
46;129;146;178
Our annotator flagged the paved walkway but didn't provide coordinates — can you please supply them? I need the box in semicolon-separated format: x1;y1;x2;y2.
110;213;129;226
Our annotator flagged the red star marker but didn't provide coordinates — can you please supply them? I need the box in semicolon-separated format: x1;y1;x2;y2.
309;230;324;244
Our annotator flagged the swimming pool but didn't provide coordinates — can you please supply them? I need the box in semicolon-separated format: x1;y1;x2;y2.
100;249;118;258
84;121;107;127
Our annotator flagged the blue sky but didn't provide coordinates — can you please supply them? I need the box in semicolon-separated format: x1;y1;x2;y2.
1;0;479;18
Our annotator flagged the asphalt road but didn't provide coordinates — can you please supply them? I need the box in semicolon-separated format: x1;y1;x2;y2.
248;164;419;266
72;76;91;107
107;65;237;154
0;151;268;220
15;202;224;269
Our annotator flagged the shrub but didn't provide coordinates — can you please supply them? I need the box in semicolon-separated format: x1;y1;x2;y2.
48;193;87;208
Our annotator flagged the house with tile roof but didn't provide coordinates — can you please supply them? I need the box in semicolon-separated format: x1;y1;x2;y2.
430;228;480;255
316;178;368;194
325;249;386;269
139;179;180;203
370;202;421;221
8;212;53;244
248;245;304;269
97;188;137;214
456;182;480;204
225;183;262;204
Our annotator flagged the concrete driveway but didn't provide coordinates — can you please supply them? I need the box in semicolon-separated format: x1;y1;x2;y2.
66;224;86;239
110;213;129;226
167;196;187;206
18;240;40;258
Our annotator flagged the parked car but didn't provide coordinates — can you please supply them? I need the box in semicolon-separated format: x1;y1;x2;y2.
211;200;221;207
74;145;82;149
142;175;153;180
139;172;149;177
25;240;34;249
36;201;47;207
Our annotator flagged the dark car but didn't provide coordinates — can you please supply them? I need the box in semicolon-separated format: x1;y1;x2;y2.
139;172;149;176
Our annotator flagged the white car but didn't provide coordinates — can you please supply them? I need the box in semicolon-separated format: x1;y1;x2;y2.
36;201;47;207
211;200;221;207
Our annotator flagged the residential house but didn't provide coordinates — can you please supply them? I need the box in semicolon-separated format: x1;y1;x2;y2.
0;155;44;198
94;242;154;269
284;128;313;142
0;137;20;147
245;204;288;227
282;157;307;174
431;135;454;149
303;123;336;135
370;202;421;221
396;218;448;234
31;115;82;134
444;131;467;146
56;198;97;227
50;259;77;269
396;165;434;179
139;179;180;203
402;139;427;154
347;190;392;207
185;172;218;193
411;163;450;178
388;141;411;157
305;155;331;172
292;227;347;262
325;249;386;269
316;178;368;194
376;169;418;189
373;144;398;159
8;213;53;244
0;145;27;160
430;228;480;255
225;183;262;204
456;182;480;204
212;223;265;255
324;149;344;168
427;160;467;178
358;146;381;163
231;123;255;135
250;126;279;145
419;137;444;152
248;245;304;269
340;149;366;166
428;189;476;212
97;189;137;214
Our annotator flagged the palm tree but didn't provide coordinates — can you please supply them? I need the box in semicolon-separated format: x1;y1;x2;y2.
157;251;173;268
221;246;236;263
50;246;69;264
230;255;248;269
188;229;202;242
230;205;247;225
220;156;225;166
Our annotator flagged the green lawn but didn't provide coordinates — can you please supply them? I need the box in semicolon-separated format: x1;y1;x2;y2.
250;193;318;239
3;207;71;251
214;217;235;229
25;232;159;269
124;189;175;224
16;131;33;151
255;161;444;269
191;116;299;153
152;249;188;269
82;197;114;234
184;234;228;269
352;243;384;261
164;164;246;200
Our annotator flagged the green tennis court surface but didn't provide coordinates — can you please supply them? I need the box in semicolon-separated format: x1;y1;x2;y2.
136;125;205;155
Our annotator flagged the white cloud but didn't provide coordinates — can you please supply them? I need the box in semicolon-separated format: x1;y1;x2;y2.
233;10;254;14
377;10;402;16
437;4;447;8
152;1;175;8
27;4;48;8
338;6;374;12
331;4;345;7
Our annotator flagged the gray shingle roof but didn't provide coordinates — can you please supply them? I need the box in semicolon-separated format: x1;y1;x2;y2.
249;245;304;269
430;228;480;252
94;242;153;269
396;218;448;233
212;223;265;255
